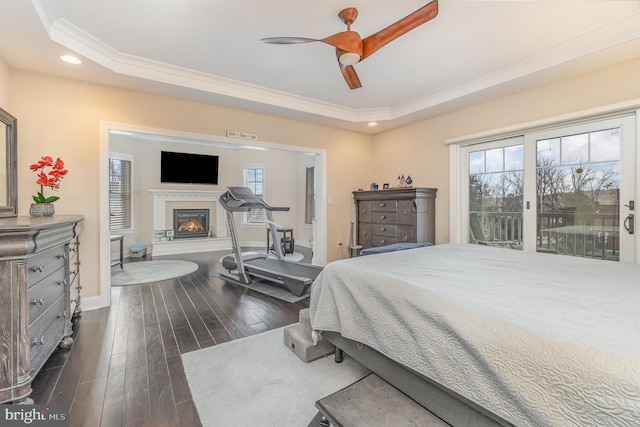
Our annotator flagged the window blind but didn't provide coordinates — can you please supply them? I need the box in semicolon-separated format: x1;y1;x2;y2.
305;166;316;224
244;166;265;224
109;158;132;230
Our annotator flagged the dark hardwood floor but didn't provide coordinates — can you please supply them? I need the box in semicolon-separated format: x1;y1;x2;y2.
29;248;311;427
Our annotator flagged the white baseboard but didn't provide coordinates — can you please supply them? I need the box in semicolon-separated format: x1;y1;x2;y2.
77;295;107;312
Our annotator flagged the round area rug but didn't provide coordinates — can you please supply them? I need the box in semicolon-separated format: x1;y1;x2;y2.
267;251;305;262
111;260;199;286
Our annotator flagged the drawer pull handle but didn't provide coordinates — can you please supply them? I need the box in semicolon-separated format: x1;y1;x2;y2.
380;215;386;219
32;297;45;305
57;253;67;260
57;311;68;319
362;209;368;214
34;337;45;345
402;236;408;242
57;279;67;286
380;227;386;232
31;265;45;273
402;210;409;215
380;240;387;244
363;232;368;236
379;203;385;207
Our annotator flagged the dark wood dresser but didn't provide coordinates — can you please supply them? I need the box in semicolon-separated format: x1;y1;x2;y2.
353;188;436;249
0;215;83;404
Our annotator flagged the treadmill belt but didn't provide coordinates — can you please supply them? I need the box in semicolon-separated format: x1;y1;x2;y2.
246;258;322;280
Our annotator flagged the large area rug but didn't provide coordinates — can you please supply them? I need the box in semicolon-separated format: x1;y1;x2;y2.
111;260;199;286
231;278;310;303
182;327;369;426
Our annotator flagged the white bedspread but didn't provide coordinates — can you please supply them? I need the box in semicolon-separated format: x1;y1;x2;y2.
309;244;640;427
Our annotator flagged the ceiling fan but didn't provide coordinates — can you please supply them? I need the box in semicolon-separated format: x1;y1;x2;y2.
260;1;439;90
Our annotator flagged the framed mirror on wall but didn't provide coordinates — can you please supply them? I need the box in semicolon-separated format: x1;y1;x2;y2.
0;106;17;218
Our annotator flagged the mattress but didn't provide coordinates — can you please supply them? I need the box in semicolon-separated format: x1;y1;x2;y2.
309;243;640;427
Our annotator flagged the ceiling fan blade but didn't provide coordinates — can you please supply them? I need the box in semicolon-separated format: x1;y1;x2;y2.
336;49;362;90
260;37;319;44
322;31;363;57
361;0;438;60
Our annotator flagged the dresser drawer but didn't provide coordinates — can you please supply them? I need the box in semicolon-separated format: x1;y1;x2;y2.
357;202;371;223
26;246;67;288
27;267;66;322
29;294;66;375
397;200;416;225
371;212;396;224
371;224;397;237
371;235;398;247
370;200;396;212
398;226;417;243
358;226;372;247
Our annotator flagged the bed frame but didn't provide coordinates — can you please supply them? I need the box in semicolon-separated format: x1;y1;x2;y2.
323;331;514;427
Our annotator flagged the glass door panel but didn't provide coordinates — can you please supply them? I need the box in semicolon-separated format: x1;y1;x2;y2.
530;115;635;262
536;128;621;259
468;138;524;249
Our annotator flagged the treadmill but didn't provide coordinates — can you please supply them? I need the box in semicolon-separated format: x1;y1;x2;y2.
218;187;323;296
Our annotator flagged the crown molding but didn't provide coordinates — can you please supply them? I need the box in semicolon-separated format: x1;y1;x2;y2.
33;1;640;125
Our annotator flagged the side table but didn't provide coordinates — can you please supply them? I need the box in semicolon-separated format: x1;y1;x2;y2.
266;228;294;255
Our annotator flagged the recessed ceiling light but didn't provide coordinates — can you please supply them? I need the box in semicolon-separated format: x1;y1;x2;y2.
60;55;82;65
368;122;378;127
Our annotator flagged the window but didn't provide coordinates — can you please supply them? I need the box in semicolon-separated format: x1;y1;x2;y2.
535;128;622;258
109;153;133;231
242;164;265;225
457;114;636;262
469;139;524;247
305;166;316;224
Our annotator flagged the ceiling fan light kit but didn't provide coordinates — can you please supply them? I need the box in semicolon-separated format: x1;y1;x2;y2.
338;52;361;66
261;0;439;90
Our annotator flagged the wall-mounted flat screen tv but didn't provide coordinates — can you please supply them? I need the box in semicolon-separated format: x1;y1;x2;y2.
161;151;219;185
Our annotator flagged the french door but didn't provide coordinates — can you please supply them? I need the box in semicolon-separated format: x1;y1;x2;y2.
462;115;636;262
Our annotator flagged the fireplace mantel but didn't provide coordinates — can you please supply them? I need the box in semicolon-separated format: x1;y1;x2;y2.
149;189;230;256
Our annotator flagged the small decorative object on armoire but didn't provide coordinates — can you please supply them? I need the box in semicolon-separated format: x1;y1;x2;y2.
29;156;68;217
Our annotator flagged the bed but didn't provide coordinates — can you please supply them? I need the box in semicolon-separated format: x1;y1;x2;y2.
309;243;640;427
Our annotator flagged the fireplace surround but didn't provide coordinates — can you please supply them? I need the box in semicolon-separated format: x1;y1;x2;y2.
149;189;230;256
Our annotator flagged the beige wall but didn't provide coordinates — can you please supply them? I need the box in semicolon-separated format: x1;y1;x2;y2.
10;70;373;306
0;57;10;109
372;57;640;244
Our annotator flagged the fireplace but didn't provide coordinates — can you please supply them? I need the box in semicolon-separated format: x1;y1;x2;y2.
173;209;209;239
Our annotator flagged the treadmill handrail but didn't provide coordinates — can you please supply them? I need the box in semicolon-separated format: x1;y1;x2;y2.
220;187;290;212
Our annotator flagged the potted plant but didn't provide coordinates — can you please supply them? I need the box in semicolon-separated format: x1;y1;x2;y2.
29;156;68;217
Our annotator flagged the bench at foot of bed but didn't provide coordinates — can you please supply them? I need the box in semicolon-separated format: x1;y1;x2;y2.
310;373;449;427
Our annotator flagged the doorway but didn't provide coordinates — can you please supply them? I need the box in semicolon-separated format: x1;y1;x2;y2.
98;122;327;309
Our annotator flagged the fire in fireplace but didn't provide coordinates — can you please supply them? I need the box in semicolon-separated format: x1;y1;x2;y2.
173;209;210;239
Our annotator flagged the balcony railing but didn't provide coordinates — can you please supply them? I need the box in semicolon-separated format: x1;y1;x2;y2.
471;211;619;260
